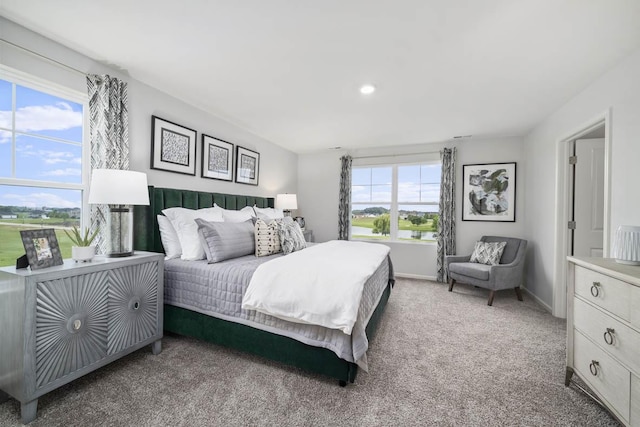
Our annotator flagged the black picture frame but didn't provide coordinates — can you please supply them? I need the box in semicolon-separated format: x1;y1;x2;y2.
20;228;64;270
462;162;516;222
201;134;233;182
235;146;260;186
151;115;197;175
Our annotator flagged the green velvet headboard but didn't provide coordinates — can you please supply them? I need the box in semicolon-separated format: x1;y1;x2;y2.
133;185;274;254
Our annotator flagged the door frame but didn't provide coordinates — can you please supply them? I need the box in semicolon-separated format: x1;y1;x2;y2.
552;109;611;318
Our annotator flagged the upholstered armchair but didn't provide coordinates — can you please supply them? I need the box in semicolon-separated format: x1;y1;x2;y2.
445;236;528;306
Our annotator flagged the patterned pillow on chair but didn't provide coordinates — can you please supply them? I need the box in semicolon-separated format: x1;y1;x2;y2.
470;241;507;265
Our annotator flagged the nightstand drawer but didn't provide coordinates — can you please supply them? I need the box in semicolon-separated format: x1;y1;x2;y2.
574;330;630;421
575;265;631;321
574;298;640;375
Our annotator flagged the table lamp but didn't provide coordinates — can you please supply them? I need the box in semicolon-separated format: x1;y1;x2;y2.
88;169;149;257
275;193;297;217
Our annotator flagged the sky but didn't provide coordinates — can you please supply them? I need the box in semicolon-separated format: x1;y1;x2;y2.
0;78;83;209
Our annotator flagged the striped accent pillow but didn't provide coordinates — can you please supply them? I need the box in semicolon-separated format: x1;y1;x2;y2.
254;219;282;257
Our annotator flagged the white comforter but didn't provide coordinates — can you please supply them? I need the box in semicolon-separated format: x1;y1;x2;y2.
241;240;390;335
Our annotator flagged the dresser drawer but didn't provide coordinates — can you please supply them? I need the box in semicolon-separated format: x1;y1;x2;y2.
632;286;640;330
632;374;639;427
574;330;630;421
575;265;631;322
574;298;640;375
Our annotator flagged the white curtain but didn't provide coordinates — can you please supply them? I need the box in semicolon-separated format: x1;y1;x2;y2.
86;74;129;254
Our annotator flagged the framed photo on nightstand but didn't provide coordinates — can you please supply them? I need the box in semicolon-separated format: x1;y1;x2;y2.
20;228;64;270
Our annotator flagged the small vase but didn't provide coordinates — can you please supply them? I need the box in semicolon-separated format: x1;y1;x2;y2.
72;245;96;262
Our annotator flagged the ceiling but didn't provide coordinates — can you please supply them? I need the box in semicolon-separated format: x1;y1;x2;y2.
1;1;640;154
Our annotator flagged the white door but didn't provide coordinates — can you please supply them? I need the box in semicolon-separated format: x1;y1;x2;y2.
572;138;605;257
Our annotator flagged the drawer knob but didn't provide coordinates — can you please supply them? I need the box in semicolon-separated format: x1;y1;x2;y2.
73;319;82;331
589;360;600;376
590;282;601;297
603;328;615;345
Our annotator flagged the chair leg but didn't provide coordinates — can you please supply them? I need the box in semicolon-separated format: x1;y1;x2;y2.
487;290;496;306
448;278;455;292
514;287;523;301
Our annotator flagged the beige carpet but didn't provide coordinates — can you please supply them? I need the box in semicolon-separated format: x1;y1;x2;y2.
0;278;618;426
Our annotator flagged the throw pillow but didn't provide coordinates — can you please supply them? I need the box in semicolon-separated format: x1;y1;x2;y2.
196;218;255;263
254;218;282;257
157;215;181;259
162;207;224;261
470;241;507;265
278;216;307;255
254;206;284;220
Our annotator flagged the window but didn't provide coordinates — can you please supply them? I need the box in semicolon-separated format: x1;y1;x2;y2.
0;68;88;267
351;159;441;243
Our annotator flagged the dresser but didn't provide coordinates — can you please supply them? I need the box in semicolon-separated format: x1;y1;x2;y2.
0;252;164;424
566;257;640;426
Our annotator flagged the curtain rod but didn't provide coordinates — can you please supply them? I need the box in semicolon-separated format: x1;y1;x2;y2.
351;150;441;160
0;38;87;76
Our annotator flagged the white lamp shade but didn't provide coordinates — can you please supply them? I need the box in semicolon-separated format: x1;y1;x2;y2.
275;193;298;210
88;169;150;205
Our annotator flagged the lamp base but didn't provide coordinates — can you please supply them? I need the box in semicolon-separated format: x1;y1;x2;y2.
106;251;134;258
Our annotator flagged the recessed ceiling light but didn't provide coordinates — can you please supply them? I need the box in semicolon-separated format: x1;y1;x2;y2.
360;84;376;95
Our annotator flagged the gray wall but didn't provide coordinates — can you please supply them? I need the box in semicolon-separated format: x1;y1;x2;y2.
0;17;298;198
298;136;526;279
523;47;640;312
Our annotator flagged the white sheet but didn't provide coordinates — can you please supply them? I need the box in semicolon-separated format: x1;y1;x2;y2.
241;240;390;334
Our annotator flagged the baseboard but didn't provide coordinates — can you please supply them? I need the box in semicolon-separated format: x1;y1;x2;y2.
395;273;438;282
522;287;553;313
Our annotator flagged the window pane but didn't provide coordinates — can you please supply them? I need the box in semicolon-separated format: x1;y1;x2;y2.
398;204;438;242
352;168;371;186
420;184;440;203
421;164;441;183
0;79;11;129
398;165;420;202
15;84;83;142
351;204;391;241
371;167;391;185
370;184;391;202
0;142;11;178
16;134;82;183
0;185;81;267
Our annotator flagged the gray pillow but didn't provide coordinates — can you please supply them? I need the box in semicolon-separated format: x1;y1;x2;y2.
195;218;255;263
470;241;507;265
278;216;307;255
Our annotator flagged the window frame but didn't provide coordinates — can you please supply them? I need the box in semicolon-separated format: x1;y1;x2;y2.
0;65;90;230
350;155;441;244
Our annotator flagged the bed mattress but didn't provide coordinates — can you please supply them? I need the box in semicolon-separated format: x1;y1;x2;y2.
163;248;393;370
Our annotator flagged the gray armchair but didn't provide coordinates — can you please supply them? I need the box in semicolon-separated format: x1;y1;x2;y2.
445;236;528;306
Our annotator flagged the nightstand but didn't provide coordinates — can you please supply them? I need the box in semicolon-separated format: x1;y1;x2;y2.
0;251;164;424
303;229;314;242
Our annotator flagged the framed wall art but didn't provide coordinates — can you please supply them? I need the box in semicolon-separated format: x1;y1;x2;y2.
462;162;516;222
20;228;64;270
235;146;260;186
201;134;233;181
151;116;197;175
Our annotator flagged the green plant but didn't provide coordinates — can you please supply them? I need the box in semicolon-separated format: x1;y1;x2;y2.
64;226;99;247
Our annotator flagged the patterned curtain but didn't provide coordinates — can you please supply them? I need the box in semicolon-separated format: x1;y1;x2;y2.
338;155;352;240
437;147;456;282
86;74;129;254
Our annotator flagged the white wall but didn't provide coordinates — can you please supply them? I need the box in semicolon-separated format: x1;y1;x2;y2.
0;17;298;198
524;47;640;310
298;136;526;279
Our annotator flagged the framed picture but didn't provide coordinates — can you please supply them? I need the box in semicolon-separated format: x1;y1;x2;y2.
20;228;64;270
462;162;516;222
151;116;197;175
201;134;233;181
235;146;260;186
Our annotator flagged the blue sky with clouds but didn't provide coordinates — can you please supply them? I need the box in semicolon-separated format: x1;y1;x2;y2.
0;79;84;209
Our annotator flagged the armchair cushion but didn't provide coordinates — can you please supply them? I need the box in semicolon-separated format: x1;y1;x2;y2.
448;262;491;281
470;241;507;265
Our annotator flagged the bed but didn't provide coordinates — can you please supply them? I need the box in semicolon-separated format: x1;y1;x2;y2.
133;186;394;385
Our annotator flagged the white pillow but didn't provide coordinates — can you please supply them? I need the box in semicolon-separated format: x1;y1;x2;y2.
214;204;255;223
157;215;181;260
162;207;224;260
254;206;284;220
